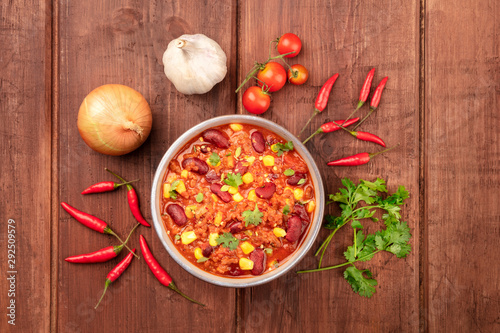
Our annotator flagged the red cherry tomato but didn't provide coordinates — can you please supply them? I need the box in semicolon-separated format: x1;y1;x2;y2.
287;64;309;85
277;33;302;58
256;62;287;93
242;86;271;115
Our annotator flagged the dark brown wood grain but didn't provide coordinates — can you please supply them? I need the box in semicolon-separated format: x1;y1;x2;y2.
425;1;500;331
1;0;499;332
56;1;237;332
0;0;52;332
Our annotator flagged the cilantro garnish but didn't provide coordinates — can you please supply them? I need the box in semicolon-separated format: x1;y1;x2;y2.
216;232;240;251
197;257;209;263
297;177;411;298
297;178;306;185
208;152;220;166
169;180;180;199
282;204;290;215
271;141;294;157
224;172;243;188
195;193;203;203
242;204;263;227
283;169;295;176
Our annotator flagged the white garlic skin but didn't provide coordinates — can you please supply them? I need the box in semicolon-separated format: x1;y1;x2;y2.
162;34;227;95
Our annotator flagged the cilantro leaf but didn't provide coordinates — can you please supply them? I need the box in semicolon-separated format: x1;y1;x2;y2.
297;178;306;185
169;180;180;199
208;152;220;166
324;215;344;230
284;169;295;176
344;266;377;298
197;257;209;263
282;204;290;215
271;141;294;156
360;178;387;192
242;204;263;227
224;173;243;188
216;232;240;251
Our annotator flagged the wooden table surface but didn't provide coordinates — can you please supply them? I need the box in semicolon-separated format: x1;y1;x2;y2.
1;1;499;332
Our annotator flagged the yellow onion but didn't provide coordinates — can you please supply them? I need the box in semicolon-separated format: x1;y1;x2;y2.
77;84;152;156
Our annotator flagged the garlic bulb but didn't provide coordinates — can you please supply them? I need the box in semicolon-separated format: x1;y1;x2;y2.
162;34;227;95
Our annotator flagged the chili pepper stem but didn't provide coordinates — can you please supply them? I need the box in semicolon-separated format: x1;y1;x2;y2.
353;108;375;130
116;179;140;187
105;167;127;183
168;282;205;307
330;120;354;135
95;279;111;309
368;144;400;159
299;109;320;136
341;105;363;130
302;128;322;144
106;228;139;258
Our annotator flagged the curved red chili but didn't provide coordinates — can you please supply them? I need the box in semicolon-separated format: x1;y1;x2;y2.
65;223;139;263
81;180;138;195
299;73;339;135
95;248;136;309
302;118;359;144
358;68;376;108
105;168;150;227
139;235;205;306
327;145;399;166
350;131;386;147
60;202;136;256
353;76;389;130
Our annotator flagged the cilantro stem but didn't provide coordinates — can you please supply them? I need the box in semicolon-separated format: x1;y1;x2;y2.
297;250;383;274
353;228;357;257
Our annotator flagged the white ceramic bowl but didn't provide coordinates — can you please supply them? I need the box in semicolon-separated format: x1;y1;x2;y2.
151;115;324;287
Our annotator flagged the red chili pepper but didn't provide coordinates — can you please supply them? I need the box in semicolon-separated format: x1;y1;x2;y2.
139;235;205;306
81;180;139;195
341;68;376;129
354;76;388;130
299;73;339;135
327;145;399;166
105;169;150;227
302;118;360;144
350;131;386;147
95;248;136;309
65;223;139;263
60;202;137;256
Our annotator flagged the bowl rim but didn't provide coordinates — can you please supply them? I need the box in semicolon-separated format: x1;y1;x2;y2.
150;115;324;288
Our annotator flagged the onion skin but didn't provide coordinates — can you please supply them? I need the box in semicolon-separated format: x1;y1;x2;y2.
77;84;152;156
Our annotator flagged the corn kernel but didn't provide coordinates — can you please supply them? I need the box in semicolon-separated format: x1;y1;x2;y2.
307;200;316;213
240;241;255;255
233;193;244;202
294;188;304;201
181;231;197;244
209;233;219;246
247;190;257;202
176;180;186;194
185;205;197;219
226;155;235;168
194;248;204;260
181;170;189;179
273;227;287;238
246;156;256;164
284;186;293;193
211;194;218;202
239;258;254;270
230;123;243;131
163;183;171;198
242;172;254;184
214;212;223;226
235;147;242;158
263;155;275;166
228;186;238;195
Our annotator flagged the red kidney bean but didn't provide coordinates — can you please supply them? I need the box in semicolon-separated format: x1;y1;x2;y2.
293;204;310;224
228;265;244;276
287;173;306;186
286;215;302;243
167;204;188;226
228;221;244;234
203;129;230;148
201;243;213;257
210;183;232;203
255;182;276;199
200;145;210;153
205;170;219;183
234;161;248;175
250;248;266;275
182;157;209;175
251;131;266;153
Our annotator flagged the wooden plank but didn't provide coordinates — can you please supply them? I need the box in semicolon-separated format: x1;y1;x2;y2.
56;1;237;331
425;1;500;331
0;0;52;332
237;1;421;331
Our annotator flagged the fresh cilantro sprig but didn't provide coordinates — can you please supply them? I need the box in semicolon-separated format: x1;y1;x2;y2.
271;141;294;156
216;232;240;251
169;180;180;199
297;177;411;298
242;204;263;227
208;152;220;166
224;172;243;188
